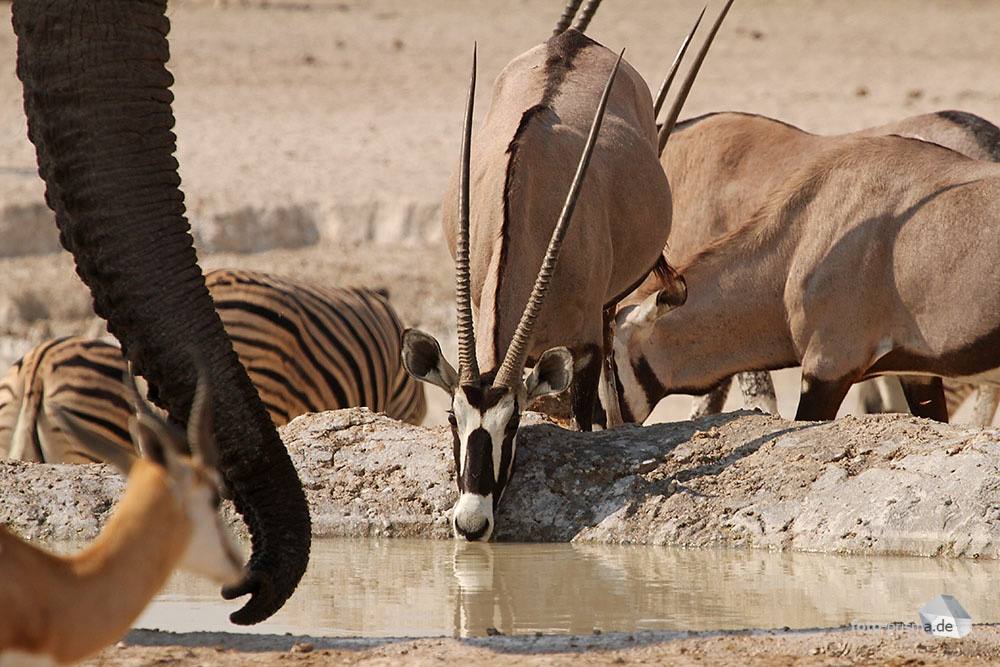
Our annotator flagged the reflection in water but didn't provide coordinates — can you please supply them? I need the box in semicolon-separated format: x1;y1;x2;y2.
137;539;1000;637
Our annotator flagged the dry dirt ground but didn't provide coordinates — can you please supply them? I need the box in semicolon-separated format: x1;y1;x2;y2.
79;625;1000;666
3;0;1000;664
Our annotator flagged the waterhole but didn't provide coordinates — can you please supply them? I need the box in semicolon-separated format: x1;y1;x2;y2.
136;538;999;637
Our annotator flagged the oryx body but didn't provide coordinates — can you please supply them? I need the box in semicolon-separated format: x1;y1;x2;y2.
441;29;672;430
664;109;1000;266
648;110;1000;421
612;133;1000;423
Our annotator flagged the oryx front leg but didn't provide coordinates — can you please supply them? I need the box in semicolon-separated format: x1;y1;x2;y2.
795;374;854;421
571;343;602;431
598;305;624;429
795;342;865;421
689;378;731;418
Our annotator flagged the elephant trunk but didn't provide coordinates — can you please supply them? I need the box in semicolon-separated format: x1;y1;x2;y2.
12;0;310;624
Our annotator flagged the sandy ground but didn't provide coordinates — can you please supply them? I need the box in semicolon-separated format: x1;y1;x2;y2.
78;625;1000;666
3;0;1000;663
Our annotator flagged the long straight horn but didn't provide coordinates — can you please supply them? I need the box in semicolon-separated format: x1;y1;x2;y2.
571;0;602;33
652;7;705;119
657;0;735;156
553;0;583;36
456;45;479;385
493;50;624;389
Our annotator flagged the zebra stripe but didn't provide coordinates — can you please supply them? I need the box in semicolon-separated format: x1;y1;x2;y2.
0;337;134;463
207;269;424;426
0;269;426;463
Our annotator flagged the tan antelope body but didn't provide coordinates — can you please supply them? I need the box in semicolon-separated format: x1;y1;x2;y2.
649;110;1000;421
0;372;243;665
612;133;1000;422
441;28;672;430
664;110;1000;263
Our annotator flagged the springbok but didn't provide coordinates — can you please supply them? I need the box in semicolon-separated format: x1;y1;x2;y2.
608;132;1000;423
647;109;1000;422
0;370;244;665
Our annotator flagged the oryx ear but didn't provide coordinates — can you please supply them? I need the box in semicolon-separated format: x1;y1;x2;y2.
524;346;573;402
626;280;688;329
401;329;459;394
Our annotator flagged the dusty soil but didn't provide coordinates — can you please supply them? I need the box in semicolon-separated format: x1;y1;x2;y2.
2;0;1000;664
79;625;1000;666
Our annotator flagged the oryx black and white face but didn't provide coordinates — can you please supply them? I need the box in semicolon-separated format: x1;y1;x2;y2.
595;280;689;428
402;329;571;541
448;382;520;540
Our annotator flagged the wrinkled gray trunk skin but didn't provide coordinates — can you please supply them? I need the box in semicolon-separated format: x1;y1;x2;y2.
12;0;310;624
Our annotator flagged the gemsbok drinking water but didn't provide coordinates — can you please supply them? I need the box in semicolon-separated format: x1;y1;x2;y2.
401;2;733;541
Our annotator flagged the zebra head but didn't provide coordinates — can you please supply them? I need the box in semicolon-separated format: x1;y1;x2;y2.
401;46;622;540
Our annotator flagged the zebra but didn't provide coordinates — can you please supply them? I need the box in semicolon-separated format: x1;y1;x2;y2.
0;268;426;463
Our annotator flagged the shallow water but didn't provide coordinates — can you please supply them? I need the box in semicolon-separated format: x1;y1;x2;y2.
136;538;999;638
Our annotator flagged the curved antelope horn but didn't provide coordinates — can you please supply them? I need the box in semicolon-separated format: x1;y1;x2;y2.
123;360;161;420
652;6;705;119
456;44;479;385
552;0;583;36
493;50;624;389
571;0;602;33
657;0;735;157
186;356;219;470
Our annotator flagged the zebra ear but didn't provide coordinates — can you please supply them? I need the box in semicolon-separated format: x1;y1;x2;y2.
524;346;573;401
401;329;459;394
52;407;138;474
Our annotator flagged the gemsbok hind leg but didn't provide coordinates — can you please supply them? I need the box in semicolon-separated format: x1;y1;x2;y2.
898;376;949;422
737;371;779;414
690;379;731;418
970;385;1000;425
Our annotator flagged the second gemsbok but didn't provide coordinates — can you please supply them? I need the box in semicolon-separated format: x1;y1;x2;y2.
651;109;1000;422
608;132;1000;423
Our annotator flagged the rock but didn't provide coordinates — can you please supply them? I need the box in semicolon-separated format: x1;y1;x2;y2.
2;408;999;560
0;460;126;541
